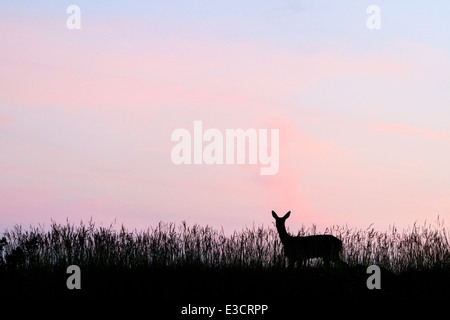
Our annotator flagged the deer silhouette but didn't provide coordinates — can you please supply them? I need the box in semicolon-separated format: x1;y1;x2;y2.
272;211;346;268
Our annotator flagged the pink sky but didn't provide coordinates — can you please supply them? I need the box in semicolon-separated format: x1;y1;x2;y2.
1;4;450;234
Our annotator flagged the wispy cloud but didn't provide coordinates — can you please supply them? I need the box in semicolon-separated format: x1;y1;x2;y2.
2;3;450;232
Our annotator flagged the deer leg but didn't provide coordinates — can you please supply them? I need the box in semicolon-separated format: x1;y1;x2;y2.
287;256;294;269
323;257;330;268
332;251;347;268
336;257;348;268
300;259;306;269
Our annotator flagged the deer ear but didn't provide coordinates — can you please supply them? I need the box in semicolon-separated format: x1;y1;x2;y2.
272;211;278;219
284;211;291;219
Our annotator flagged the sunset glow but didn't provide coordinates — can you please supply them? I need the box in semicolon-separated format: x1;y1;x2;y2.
1;1;450;234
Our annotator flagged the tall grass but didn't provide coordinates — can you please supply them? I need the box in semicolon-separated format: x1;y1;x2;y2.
0;219;449;273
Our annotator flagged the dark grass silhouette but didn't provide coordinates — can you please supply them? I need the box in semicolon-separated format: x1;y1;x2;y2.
0;215;449;308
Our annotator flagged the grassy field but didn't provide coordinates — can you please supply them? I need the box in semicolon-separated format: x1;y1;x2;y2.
1;218;449;310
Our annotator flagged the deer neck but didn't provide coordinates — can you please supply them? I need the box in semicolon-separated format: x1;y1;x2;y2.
276;223;291;243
